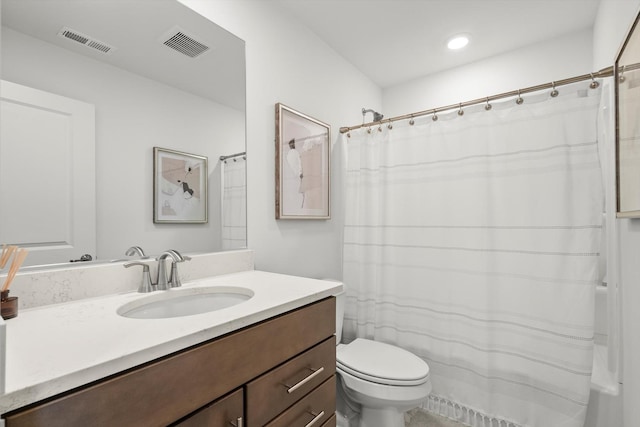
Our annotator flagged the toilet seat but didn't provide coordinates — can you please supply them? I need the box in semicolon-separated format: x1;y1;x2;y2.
337;339;430;386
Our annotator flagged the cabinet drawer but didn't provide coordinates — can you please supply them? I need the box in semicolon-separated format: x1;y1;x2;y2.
264;376;336;427
246;336;336;426
173;388;243;427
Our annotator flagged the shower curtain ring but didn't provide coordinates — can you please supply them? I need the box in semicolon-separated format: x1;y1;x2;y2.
409;115;415;125
550;82;559;97
367;127;372;134
590;73;600;89
484;97;492;111
432;109;438;121
387;121;393;130
457;103;464;116
378;124;383;132
516;90;524;105
347;131;351;138
620;65;627;83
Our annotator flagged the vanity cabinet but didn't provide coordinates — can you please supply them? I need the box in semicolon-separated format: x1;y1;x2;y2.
2;297;336;427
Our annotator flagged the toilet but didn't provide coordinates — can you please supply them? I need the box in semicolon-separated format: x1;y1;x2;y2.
334;289;432;427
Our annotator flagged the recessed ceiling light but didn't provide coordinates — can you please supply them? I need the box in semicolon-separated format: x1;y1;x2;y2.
447;35;469;50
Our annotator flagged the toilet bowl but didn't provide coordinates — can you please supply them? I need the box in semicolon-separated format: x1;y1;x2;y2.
333;288;432;427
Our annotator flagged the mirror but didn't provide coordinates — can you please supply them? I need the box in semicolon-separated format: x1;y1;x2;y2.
0;0;247;266
616;9;640;218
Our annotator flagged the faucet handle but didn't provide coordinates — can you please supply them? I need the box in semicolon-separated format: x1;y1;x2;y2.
124;262;155;293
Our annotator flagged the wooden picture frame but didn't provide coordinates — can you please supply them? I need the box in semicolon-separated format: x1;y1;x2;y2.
275;103;331;219
153;147;208;223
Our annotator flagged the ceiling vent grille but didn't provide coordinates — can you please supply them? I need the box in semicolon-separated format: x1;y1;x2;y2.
161;27;210;58
57;27;115;55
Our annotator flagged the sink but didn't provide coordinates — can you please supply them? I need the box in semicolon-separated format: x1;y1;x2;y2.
117;286;254;319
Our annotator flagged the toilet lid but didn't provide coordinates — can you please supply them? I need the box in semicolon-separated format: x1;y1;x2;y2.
337;339;430;386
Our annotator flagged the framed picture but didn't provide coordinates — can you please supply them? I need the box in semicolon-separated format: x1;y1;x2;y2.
153;147;208;223
616;9;640;218
275;103;331;219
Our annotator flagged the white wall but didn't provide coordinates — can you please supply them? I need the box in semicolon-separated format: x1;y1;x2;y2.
593;0;640;70
1;27;245;260
593;1;640;426
383;29;593;117
179;0;381;280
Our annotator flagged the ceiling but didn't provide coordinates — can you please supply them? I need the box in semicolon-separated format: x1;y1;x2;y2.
275;0;601;89
2;0;601;101
1;0;246;111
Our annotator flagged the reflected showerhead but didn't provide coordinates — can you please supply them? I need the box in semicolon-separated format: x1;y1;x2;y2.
362;107;384;122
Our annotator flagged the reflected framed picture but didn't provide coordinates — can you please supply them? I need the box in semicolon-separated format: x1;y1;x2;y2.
616;9;640;218
153;147;208;223
275;103;331;219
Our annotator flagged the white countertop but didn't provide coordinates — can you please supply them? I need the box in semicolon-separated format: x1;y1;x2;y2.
0;270;343;414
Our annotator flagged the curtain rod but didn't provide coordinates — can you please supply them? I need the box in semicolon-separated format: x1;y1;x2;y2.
219;151;246;161
339;66;614;134
291;132;329;143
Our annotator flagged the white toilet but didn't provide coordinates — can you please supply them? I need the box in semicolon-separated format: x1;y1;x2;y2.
334;290;432;427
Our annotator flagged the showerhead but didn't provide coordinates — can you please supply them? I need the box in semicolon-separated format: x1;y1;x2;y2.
362;108;384;122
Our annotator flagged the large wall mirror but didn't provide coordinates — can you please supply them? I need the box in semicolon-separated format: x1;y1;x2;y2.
616;9;640;218
0;0;247;266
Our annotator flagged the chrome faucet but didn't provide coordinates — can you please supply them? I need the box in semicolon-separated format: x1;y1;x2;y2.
124;261;154;293
124;249;190;293
156;250;190;290
125;246;147;258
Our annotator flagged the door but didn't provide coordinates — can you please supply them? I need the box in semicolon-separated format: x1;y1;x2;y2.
0;80;95;266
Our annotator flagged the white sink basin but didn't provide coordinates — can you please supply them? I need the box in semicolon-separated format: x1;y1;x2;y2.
117;286;254;319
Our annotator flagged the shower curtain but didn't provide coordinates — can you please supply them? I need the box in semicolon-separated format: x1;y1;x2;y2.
342;83;603;427
221;157;247;250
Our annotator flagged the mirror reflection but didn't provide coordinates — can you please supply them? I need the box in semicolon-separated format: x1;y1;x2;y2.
0;0;247;266
616;10;640;218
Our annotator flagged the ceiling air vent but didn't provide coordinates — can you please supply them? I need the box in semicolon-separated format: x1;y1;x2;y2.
57;27;115;55
161;27;210;58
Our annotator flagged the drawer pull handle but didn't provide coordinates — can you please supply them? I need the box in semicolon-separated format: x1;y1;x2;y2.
229;417;243;427
285;367;325;394
304;410;325;427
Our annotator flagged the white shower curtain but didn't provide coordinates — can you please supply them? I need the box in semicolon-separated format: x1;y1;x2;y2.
342;83;603;427
221;157;247;250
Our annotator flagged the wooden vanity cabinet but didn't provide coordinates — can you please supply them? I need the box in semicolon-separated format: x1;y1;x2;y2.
2;297;336;427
